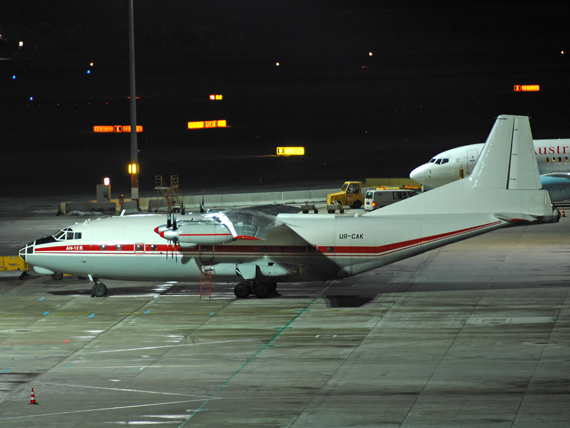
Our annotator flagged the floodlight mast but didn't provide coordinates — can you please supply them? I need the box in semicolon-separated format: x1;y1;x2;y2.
128;0;139;203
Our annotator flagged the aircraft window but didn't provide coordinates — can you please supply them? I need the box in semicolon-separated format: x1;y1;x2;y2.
136;244;143;251
441;158;449;164
566;157;568;163
74;232;82;239
100;245;106;250
435;159;442;164
54;228;73;240
429;158;436;163
262;246;268;252
150;244;157;251
66;232;74;240
545;158;549;163
327;246;334;253
559;157;562;163
116;244;122;251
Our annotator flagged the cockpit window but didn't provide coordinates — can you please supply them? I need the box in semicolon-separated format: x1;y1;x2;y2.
435;159;442;164
429;158;436;163
441;158;449;164
54;227;75;241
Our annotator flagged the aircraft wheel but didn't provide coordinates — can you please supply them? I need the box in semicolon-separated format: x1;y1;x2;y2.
92;283;108;298
234;282;250;298
52;273;63;280
254;282;271;299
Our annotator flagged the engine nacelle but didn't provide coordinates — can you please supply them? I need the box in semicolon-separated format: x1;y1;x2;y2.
160;222;234;245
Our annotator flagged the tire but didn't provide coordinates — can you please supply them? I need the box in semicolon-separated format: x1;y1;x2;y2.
52;273;63;280
92;283;107;298
254;282;271;298
234;282;250;298
351;200;362;209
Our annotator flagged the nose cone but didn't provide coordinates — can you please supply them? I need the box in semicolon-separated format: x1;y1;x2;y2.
410;164;428;184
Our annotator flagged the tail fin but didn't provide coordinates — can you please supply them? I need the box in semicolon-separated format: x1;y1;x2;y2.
363;114;557;221
468;115;541;190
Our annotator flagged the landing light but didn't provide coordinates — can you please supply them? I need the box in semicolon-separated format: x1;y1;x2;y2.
128;164;139;174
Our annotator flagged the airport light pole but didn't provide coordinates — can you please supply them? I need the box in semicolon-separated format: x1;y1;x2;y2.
128;0;139;202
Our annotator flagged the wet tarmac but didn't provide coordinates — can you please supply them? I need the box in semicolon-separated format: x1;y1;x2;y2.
0;206;569;427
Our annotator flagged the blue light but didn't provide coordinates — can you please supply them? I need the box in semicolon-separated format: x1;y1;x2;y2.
87;70;91;74
29;97;33;101
12;75;16;80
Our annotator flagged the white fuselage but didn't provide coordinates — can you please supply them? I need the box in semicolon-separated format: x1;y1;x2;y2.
410;139;570;194
20;116;560;289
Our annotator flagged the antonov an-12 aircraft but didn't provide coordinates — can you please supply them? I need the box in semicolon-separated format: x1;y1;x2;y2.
20;115;560;298
410;139;570;202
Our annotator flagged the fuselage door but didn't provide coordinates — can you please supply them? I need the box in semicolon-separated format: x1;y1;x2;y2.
199;245;215;264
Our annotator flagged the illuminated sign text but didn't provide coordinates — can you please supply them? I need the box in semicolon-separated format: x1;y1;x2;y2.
188;120;227;129
276;147;305;156
94;125;143;133
514;85;540;92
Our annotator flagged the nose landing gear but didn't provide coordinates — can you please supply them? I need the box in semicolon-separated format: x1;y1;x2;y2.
88;275;108;297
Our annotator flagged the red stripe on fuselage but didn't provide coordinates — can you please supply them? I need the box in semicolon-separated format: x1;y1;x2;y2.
32;221;501;258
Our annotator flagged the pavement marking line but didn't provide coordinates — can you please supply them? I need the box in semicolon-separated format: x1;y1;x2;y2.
82;338;260;354
0;399;206;421
40;382;216;398
178;281;335;427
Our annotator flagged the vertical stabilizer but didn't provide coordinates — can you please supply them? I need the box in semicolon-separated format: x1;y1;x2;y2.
468;115;541;190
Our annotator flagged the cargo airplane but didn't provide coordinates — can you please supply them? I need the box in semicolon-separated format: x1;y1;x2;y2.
410;139;570;202
20;115;559;298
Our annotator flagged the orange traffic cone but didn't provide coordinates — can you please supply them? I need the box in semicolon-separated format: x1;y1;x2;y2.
562;207;566;218
29;388;38;404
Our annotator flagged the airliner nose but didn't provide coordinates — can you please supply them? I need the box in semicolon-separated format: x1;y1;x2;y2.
410;164;427;184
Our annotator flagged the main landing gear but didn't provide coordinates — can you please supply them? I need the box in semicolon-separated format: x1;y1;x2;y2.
233;281;279;299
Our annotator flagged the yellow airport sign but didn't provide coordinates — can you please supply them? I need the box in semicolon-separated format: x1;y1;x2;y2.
514;85;540;92
188;120;227;129
277;147;305;156
94;125;143;133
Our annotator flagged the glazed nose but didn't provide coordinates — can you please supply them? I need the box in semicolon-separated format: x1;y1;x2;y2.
19;241;35;262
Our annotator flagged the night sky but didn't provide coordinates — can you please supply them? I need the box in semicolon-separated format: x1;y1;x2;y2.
1;2;569;198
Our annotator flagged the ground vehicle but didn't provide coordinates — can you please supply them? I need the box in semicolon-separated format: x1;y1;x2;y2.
363;189;417;211
327;181;364;212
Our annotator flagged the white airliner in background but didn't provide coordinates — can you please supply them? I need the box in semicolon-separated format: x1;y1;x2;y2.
410;139;570;202
20;115;559;298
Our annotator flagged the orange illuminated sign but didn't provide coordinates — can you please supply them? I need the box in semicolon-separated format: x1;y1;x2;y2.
276;147;305;156
514;85;540;92
209;94;223;100
94;125;143;133
187;120;227;129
